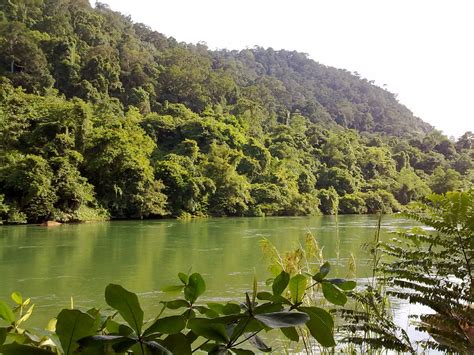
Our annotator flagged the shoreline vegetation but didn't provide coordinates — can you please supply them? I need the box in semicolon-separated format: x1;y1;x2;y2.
0;191;472;354
4;211;400;227
0;1;473;225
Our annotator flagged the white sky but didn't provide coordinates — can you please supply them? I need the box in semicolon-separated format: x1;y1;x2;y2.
92;0;473;138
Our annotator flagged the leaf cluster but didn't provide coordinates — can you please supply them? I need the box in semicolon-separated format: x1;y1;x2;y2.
0;263;357;354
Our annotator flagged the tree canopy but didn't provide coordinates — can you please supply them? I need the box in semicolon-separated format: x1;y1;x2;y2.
0;0;472;223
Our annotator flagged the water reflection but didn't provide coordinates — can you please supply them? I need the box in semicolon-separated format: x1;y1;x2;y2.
0;215;415;327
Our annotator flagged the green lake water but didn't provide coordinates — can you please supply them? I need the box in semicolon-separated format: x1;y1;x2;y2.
0;215;416;329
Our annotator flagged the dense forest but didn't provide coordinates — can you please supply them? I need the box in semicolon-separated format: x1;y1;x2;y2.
0;0;472;223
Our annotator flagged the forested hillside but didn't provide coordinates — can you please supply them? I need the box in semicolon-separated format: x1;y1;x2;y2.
0;0;472;223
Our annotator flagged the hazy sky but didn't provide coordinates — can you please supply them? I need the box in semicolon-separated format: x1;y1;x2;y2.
92;0;473;137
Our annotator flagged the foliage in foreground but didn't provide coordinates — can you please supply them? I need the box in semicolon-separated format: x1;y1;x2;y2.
381;190;474;353
338;190;474;354
0;261;355;354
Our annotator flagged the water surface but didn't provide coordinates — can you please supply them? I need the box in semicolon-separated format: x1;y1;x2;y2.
0;215;414;328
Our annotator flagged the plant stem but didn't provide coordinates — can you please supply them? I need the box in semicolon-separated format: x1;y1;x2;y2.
232;329;262;347
192;339;210;353
228;315;252;347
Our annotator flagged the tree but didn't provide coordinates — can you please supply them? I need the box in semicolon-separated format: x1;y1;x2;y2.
318;188;339;215
0;194;9;223
453;153;474;175
456;131;473;151
204;143;251;216
84;110;167;218
155;154;213;216
0;153;56;222
429;166;463;194
364;190;401;214
393;167;430;205
317;167;356;196
0;22;53;92
359;146;396;180
339;193;367;214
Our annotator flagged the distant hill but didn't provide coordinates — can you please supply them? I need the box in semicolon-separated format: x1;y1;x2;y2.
213;48;432;135
0;0;431;136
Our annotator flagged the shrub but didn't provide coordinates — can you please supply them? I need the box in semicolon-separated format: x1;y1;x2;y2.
318;187;339;215
339;193;367;214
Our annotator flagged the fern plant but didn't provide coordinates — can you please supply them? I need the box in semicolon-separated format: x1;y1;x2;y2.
381;190;474;353
337;214;415;354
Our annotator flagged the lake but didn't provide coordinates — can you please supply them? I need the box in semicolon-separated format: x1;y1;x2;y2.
0;215;417;334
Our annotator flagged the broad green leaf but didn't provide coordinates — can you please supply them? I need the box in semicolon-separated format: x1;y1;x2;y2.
281;327;299;342
118;324;134;336
163;299;189;309
184;273;206;303
188;318;229;343
0;301;14;324
143;315;185;336
113;339;140;353
254;312;309;328
272;271;290;296
319;262;330;276
248;334;271;352
233;349;255;354
11;292;22;306
299;306;335;347
194;306;210;314
144;340;172;354
56;309;96;355
105;284;144;334
289;274;307;303
78;334;128;347
270;295;292;305
106;319;121;333
216;304;242;316
256;292;272;301
162;333;192;355
321;281;347;306
328;279;356;291
182;308;195;320
253;302;283;315
205;308;220;318
313;262;331;282
0;327;7;345
0;343;55;354
230;317;264;339
178;272;188;284
207;303;225;314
